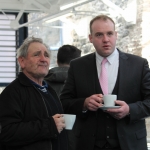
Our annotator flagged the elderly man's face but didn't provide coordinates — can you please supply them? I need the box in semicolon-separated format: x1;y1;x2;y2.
19;42;50;80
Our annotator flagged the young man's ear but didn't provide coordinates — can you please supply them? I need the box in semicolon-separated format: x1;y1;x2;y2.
115;31;118;39
89;34;93;43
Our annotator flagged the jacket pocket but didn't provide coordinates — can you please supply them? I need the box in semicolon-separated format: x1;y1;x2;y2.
135;128;147;140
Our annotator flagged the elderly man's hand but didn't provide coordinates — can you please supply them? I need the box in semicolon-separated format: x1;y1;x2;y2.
52;114;66;133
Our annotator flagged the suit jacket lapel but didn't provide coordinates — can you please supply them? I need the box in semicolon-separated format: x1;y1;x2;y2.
85;50;130;97
118;50;130;99
84;53;101;95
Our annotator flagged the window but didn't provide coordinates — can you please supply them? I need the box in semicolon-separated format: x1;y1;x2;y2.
0;14;17;86
0;13;28;87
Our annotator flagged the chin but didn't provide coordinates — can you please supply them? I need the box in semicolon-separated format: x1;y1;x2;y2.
37;72;48;78
104;50;113;56
42;73;47;76
101;52;110;57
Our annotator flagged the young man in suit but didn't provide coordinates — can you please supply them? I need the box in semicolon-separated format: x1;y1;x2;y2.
60;15;150;150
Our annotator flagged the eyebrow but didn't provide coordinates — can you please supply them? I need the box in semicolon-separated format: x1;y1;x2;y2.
32;50;49;55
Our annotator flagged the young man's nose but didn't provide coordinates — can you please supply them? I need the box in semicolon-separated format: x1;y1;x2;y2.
102;34;109;42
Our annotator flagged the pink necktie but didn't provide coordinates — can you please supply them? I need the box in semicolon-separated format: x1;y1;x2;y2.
100;58;108;95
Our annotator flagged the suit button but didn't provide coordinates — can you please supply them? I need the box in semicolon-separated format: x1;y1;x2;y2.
92;134;95;137
107;136;109;138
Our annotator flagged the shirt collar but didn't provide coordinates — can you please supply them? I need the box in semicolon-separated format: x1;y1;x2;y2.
96;48;119;65
30;79;48;93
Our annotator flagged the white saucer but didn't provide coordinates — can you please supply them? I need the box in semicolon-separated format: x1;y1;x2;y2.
99;106;121;110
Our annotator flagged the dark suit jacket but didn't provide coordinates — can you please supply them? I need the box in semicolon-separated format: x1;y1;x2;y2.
60;50;150;150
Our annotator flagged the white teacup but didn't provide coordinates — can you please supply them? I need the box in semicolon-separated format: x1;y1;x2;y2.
63;114;76;130
103;95;117;107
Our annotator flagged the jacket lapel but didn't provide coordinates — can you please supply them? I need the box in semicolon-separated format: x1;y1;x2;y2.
84;50;130;97
117;50;130;99
84;53;101;95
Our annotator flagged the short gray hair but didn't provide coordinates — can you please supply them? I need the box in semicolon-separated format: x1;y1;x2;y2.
17;36;50;58
17;37;50;71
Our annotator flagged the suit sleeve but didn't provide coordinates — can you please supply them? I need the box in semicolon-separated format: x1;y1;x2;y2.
128;58;150;123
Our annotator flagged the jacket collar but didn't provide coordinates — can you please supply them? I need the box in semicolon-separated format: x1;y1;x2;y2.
18;72;35;87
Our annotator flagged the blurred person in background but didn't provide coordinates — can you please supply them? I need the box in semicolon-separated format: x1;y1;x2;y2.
45;44;81;96
45;44;81;150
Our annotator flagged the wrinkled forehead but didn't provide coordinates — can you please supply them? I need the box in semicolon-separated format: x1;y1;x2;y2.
27;42;49;53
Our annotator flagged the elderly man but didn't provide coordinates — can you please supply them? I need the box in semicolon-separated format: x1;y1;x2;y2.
0;37;68;150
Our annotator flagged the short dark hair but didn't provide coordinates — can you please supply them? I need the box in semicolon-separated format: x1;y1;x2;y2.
89;15;115;34
57;45;81;65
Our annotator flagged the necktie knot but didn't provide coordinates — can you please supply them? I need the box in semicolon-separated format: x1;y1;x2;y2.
101;58;107;65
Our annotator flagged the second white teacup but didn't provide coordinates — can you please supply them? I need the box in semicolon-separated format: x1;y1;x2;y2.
63;114;76;130
103;95;117;107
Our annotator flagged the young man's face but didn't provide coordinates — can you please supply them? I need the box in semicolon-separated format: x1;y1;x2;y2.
89;19;117;57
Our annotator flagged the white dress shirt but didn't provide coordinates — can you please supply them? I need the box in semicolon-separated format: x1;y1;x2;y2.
96;49;119;94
